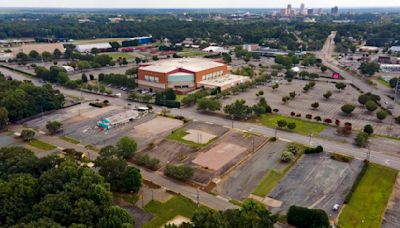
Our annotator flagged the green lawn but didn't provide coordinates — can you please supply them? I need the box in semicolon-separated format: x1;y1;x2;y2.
377;77;391;88
102;52;134;60
176;94;187;102
178;51;208;57
338;163;398;228
143;196;203;228
258;113;327;135
252;143;306;197
59;135;80;144
29;139;56;151
166;128;215;149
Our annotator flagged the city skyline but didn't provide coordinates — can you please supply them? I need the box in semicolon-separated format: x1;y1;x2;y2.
1;0;400;9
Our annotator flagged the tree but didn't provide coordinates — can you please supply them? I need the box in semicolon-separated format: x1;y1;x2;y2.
81;74;88;83
29;50;40;60
311;102;319;110
277;120;287;128
116;137;137;159
109;41;121;51
46;121;62;135
282;96;289;104
0;107;8;129
289;91;296;99
196;98;221;112
287;122;296;130
121;166;142;193
376;110;387;120
223;100;253;120
53;49;63;59
355;132;369;147
341;104;355;115
0;147;135;227
323;91;332;99
272;83;279;91
365;100;378;112
363;124;374;135
360;62;380;76
164;164;194;181
20;129;35;142
16;52;28;62
287;205;330;228
281;151;295;162
41;51;52;61
320;65;328;72
335;82;347;91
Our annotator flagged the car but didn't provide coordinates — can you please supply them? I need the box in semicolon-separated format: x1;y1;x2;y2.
333;204;340;211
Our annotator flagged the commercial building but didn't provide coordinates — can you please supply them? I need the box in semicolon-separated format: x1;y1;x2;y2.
381;64;400;73
128;36;152;45
138;58;249;93
331;6;339;15
75;43;112;53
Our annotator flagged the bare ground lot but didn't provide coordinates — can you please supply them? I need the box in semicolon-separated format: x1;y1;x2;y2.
216;140;288;200
143;139;196;164
131;116;184;147
221;79;399;136
184;121;229;138
269;153;363;219
382;175;400;228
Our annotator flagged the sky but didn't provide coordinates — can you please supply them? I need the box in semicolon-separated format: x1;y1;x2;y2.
1;0;400;9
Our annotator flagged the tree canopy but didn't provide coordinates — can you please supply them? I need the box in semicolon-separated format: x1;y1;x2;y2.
0;147;134;227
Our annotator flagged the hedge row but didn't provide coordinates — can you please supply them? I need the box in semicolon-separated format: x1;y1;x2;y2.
344;160;369;204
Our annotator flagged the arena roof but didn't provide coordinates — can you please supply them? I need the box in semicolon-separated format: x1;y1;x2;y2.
139;58;225;73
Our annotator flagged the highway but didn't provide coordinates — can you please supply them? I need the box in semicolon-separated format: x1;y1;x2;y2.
316;31;399;116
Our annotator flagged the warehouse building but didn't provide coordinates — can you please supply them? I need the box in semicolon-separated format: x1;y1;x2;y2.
138;58;249;93
128;36;153;45
75;43;112;53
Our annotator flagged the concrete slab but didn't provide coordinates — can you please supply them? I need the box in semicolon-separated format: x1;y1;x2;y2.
132;116;183;137
192;142;246;170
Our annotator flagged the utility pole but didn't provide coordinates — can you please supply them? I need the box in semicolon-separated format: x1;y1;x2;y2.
366;146;371;162
196;188;200;207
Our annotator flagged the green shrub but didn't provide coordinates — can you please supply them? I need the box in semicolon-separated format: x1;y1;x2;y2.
287;205;330;228
164;164;194;181
344;161;369;203
330;153;353;163
304;145;324;154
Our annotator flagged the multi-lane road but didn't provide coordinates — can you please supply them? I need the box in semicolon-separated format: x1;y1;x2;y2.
317;31;399;116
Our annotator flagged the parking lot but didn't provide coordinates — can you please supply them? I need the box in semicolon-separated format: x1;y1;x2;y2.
268;153;363;219
216;140;288;200
220;79;399;136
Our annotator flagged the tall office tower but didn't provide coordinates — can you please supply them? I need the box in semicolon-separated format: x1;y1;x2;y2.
307;8;314;15
300;3;305;15
331;6;339;15
287;4;292;15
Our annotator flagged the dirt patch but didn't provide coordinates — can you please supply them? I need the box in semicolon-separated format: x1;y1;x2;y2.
133;116;183;138
192;142;247;170
144;140;196;164
269;153;363;219
382;174;400;228
183;129;216;144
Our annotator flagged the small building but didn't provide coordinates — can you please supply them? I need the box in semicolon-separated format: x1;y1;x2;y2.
0;53;14;62
380;64;400;73
378;56;392;64
202;46;229;54
389;46;400;53
75;43;112;53
62;65;74;72
359;46;379;53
